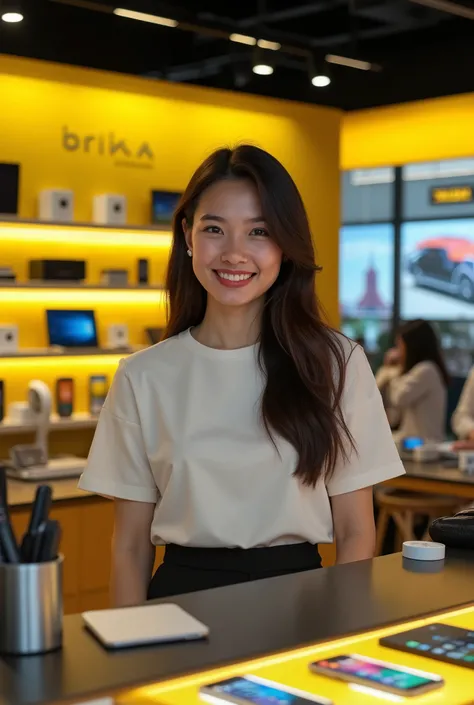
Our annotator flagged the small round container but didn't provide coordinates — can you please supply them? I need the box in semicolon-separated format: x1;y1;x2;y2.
402;541;445;561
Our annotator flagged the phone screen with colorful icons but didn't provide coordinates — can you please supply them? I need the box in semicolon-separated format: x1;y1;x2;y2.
310;654;443;695
200;676;332;705
381;622;474;669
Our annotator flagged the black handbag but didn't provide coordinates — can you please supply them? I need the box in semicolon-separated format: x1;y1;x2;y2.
429;508;474;549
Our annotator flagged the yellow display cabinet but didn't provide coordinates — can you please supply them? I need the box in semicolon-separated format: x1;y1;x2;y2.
121;605;474;705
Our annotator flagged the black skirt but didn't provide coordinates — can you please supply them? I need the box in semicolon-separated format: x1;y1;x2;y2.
147;542;322;600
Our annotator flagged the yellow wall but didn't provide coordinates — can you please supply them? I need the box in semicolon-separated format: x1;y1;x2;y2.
0;54;341;323
342;92;474;169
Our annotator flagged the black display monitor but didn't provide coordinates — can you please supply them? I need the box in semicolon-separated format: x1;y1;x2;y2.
151;190;181;226
46;309;98;348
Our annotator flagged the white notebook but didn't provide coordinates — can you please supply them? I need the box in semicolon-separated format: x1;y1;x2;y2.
82;603;209;649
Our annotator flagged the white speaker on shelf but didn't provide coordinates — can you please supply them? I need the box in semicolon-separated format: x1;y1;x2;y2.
106;324;129;350
0;324;18;354
93;194;127;225
39;189;74;222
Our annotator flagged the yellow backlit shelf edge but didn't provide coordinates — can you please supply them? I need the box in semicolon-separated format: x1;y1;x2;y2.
0;348;139;360
0;216;172;232
0;220;173;247
0;289;168;305
0;283;165;290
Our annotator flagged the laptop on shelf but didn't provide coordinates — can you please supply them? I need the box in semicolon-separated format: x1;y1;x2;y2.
46;309;131;354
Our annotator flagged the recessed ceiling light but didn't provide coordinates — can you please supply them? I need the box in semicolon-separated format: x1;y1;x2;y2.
312;74;331;87
1;11;23;23
252;64;274;76
113;8;178;28
229;33;257;46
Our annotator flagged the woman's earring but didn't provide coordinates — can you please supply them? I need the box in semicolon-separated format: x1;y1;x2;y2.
187;249;192;257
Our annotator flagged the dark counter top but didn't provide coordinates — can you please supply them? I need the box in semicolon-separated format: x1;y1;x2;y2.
2;550;474;705
403;459;474;486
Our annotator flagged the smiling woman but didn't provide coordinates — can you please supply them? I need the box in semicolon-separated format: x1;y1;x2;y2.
78;145;404;606
183;178;282;318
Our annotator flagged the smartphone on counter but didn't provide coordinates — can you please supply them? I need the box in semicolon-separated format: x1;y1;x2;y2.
89;374;109;416
309;654;443;697
380;622;474;669
200;675;333;705
56;377;74;418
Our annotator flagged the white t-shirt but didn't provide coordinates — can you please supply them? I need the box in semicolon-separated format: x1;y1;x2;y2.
78;329;404;549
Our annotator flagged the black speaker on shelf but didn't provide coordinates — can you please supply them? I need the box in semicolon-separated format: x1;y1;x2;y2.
0;380;4;422
0;163;20;215
29;259;86;282
138;258;149;285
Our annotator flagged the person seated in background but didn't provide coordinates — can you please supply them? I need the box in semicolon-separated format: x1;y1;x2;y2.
375;319;449;442
452;367;474;449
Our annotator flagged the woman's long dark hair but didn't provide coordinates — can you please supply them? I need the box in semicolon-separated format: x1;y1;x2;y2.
398;319;449;387
164;145;354;487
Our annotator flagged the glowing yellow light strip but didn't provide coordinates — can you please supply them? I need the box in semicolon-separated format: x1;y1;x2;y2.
127;604;474;701
0;354;126;371
0;289;168;305
0;224;172;249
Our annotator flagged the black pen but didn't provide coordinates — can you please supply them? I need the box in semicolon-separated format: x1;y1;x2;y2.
38;520;61;562
0;465;7;508
27;485;52;534
29;521;47;563
21;485;52;562
0;468;7;562
0;468;20;563
0;506;20;563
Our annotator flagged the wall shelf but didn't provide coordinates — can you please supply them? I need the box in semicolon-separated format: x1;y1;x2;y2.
0;412;98;436
0;282;164;290
0;347;140;360
0;216;171;233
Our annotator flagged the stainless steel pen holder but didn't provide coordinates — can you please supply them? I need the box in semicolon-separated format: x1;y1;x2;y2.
0;555;63;655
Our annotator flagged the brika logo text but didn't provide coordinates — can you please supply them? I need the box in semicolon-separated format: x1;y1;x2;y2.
62;127;154;160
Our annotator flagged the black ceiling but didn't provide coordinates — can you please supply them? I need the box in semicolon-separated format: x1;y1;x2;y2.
1;0;474;110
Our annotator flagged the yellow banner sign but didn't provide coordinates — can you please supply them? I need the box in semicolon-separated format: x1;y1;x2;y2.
431;185;474;205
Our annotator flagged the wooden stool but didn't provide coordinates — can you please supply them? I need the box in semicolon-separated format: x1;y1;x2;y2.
375;489;460;556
